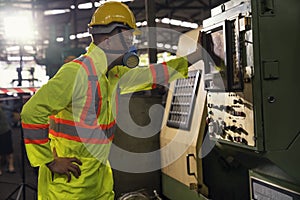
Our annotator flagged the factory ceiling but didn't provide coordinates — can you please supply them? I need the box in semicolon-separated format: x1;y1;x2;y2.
0;0;228;62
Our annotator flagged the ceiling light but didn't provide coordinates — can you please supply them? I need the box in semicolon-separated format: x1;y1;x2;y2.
160;18;198;29
24;45;34;51
6;46;20;52
141;21;148;26
161;18;170;24
98;0;134;6
56;37;64;42
69;35;76;40
78;2;93;9
157;43;164;48
164;44;171;49
169;19;181;26
44;9;70;16
7;56;34;61
76;32;90;39
172;46;178;50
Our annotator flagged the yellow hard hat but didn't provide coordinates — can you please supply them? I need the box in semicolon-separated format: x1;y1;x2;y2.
89;1;137;31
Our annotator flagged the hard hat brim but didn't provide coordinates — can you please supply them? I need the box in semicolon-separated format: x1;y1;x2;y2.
89;23;141;36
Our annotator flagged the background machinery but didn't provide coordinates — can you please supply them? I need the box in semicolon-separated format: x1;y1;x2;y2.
161;0;300;199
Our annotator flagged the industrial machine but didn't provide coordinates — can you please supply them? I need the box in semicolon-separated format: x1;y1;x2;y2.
160;28;209;200
161;0;300;199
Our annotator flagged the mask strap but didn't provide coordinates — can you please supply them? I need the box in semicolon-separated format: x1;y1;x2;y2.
117;28;131;50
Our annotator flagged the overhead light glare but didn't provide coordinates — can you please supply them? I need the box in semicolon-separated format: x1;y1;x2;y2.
76;32;90;39
164;44;171;49
69;35;76;40
6;46;20;52
141;21;148;26
170;19;182;26
98;0;134;5
94;2;101;7
172;45;178;50
137;18;198;29
4;15;35;41
8;56;34;61
78;2;93;9
161;18;170;24
44;9;70;16
56;37;64;42
160;17;198;29
157;43;164;48
24;45;34;51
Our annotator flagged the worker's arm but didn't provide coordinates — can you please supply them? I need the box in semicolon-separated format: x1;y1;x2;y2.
21;63;83;181
21;63;78;167
118;48;202;94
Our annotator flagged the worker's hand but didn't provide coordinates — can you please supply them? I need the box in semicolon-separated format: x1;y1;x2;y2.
46;148;82;182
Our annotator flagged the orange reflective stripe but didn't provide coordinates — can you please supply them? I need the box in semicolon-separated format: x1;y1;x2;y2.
49;129;114;144
49;118;115;143
47;56;115;144
162;62;169;85
49;116;116;130
74;57;95;124
150;62;170;88
22;123;49;144
74;55;102;125
150;64;157;89
24;138;49;144
96;81;102;117
22;122;49;129
49;115;75;126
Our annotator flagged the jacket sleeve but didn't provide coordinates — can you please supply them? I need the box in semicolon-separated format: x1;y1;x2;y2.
21;63;79;167
119;56;188;94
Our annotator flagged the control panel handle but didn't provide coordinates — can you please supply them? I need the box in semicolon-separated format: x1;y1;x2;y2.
186;154;196;176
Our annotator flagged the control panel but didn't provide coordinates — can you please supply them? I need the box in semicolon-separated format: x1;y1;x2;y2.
202;1;256;148
207;91;254;147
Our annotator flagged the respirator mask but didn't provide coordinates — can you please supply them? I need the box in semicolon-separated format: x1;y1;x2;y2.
122;46;139;68
103;45;139;69
115;28;139;68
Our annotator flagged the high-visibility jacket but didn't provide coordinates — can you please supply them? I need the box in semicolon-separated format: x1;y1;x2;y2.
21;42;188;200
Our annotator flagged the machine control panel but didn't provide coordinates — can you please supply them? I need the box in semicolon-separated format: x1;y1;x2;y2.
207;92;255;146
202;0;255;148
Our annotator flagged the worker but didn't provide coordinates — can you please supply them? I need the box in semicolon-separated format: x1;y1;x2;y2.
21;1;201;199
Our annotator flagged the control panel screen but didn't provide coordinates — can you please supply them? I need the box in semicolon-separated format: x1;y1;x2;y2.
209;28;226;72
202;19;245;92
202;24;228;91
